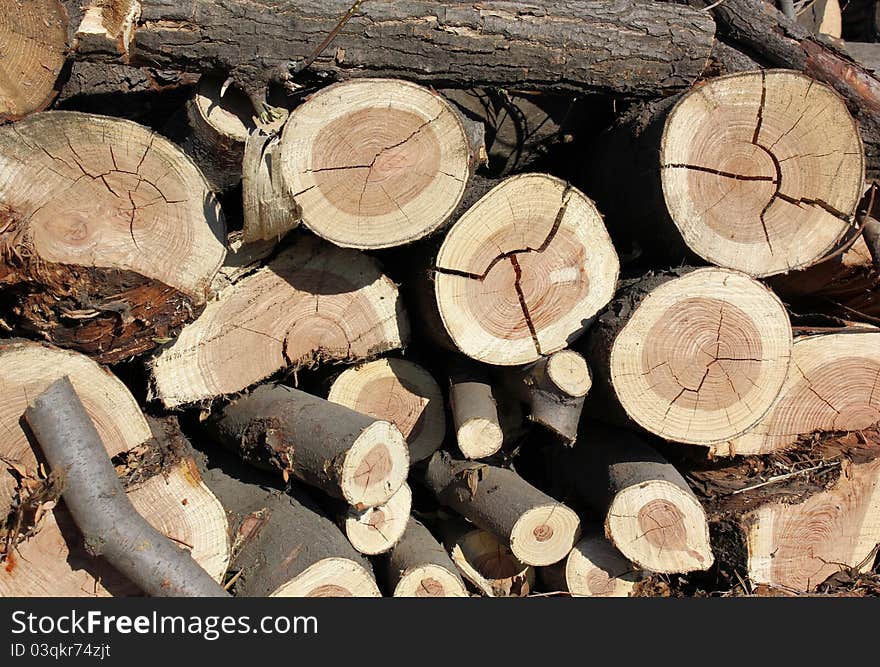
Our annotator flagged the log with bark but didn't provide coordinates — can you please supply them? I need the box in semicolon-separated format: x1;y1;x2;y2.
563;426;714;574
580;267;793;446
76;1;716;113
584;69;864;277
206;383;410;508
327;358;446;465
386;518;468;597
539;529;642;597
424;451;581;567
0;111;226;363
690;428;880;593
449;362;505;460
149;233;409;407
428;174;619;366
721;329;880;456
342;483;412;555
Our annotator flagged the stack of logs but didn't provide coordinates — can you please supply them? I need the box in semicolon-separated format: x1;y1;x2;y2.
1;0;879;598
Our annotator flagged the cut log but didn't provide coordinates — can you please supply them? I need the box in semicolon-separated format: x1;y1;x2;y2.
150;234;409;408
581;267;793;445
88;1;715;102
278;79;470;249
721;329;880;456
0;339;152;518
502;349;591;444
539;530;641;598
440;521;534;597
449;365;504;460
343;483;412;556
199;453;380;597
0;0;68;121
0;111;226;363
327;358;446;465
387;518;468;597
692;428;880;593
424;451;581;566
586;69;864;277
241;131;300;244
565;427;714;574
207;384;409;508
432;174;619;366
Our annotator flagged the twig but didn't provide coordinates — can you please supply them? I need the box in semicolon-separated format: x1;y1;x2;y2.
729;461;840;495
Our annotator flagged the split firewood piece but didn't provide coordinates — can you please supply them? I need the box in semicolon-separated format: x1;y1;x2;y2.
181;76;258;191
0;339;152;518
539;530;642;598
721;329;880;456
566;427;713;574
279;79;471;249
0;0;68;121
0;456;230;597
343;483;412;556
432;174;619;366
200;457;380;598
241;131;300;243
0;111;226;363
23;378;229;596
501;349;591;444
449;364;504;460
207;384;410;508
327;358;446;465
692;428;880;593
424;451;581;567
387;518;468;597
439;520;534;597
582;267;792;446
588;70;864;277
150;234;409;408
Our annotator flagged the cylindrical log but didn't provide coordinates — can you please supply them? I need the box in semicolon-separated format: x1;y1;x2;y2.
449;365;504;460
424;451;581;566
539;530;641;598
343;483;412;555
580;267;793;446
386;518;468;597
585;69;864;277
149;233;409;408
0;111;226;363
207;384;410;509
721;329;880;456
430;173;619;366
565;426;713;574
278;79;471;249
199;454;380;598
0;0;68;121
327;358;446;465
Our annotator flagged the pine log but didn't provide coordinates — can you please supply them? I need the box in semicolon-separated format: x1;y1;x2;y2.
691;428;880;593
0;111;226;363
241;132;301;244
150;233;409;408
430;173;619;366
386;518;468;597
501;349;591;444
565;426;714;574
449;364;504;460
0;0;68;121
721;329;880;456
199;454;380;597
439;520;534;597
79;1;716;104
580;267;793;446
343;483;412;555
585;69;864;277
207;384;410;509
539;530;641;597
327;358;446;465
424;451;580;566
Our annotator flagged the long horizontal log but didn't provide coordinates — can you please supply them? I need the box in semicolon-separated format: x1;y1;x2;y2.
80;1;715;110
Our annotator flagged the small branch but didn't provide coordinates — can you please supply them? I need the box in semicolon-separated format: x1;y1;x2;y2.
24;377;229;597
729;461;840;495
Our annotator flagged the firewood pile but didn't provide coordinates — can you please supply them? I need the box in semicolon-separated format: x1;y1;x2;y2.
1;0;879;598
